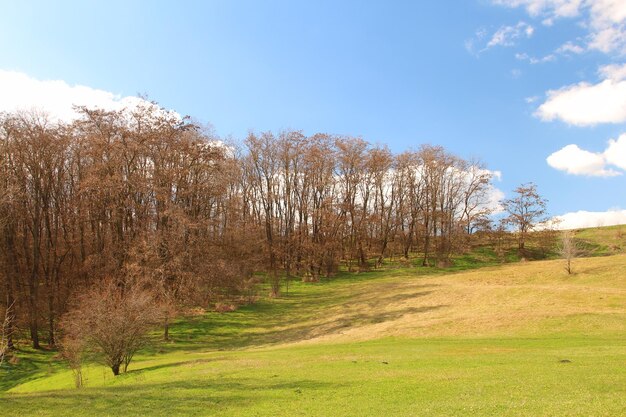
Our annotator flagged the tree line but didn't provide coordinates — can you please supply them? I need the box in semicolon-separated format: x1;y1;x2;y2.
0;104;499;358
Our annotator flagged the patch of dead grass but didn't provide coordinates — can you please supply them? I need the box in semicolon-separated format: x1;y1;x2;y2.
290;254;626;345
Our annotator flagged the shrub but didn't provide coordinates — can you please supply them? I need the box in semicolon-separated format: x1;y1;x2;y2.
60;279;160;376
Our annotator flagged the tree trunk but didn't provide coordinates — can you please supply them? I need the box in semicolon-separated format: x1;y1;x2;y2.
28;280;40;349
47;292;55;347
422;234;431;267
3;230;18;351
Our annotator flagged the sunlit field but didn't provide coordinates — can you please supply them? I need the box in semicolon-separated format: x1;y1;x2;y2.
3;249;625;416
3;2;626;416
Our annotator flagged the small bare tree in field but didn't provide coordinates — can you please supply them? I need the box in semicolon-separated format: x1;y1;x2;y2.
61;279;160;376
560;231;579;275
501;183;548;254
59;335;85;388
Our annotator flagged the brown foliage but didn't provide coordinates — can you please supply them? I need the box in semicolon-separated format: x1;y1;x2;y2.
58;334;85;388
1;103;499;351
60;279;160;376
502;182;549;252
1;105;253;350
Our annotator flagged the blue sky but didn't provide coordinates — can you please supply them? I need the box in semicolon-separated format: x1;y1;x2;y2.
1;0;626;227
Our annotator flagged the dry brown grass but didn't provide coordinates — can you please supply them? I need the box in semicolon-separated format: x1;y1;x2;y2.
290;254;626;344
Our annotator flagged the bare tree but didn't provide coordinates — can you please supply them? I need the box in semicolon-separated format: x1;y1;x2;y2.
59;331;85;388
1;105;503;352
245;132;282;295
459;160;493;235
501;182;548;253
560;230;579;275
60;279;160;376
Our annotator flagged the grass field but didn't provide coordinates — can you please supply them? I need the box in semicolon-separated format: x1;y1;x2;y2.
1;245;625;416
574;225;626;256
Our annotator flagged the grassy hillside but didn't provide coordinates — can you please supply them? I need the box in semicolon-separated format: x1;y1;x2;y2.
2;246;625;416
573;224;626;256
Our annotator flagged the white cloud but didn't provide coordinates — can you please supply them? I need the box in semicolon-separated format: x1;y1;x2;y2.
588;26;626;54
492;0;583;19
571;0;626;54
464;28;489;55
536;77;626;126
553;209;626;229
493;0;626;54
604;133;626;170
517;52;556;64
531;54;556;63
487;185;506;214
588;0;626;29
487;21;535;48
556;41;585;54
477;169;505;214
547;133;626;176
515;52;556;65
466;21;534;56
598;63;626;81
546;144;620;177
0;70;171;123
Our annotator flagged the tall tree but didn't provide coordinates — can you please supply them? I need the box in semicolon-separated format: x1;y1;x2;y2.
501;182;548;252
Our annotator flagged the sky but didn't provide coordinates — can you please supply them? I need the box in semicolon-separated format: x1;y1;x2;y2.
1;0;626;228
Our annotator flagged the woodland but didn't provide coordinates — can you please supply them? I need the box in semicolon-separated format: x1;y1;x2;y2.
1;104;549;377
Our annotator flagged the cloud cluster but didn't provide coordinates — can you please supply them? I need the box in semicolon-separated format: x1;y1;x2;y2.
599;63;626;81
555;41;584;54
493;0;626;54
487;21;535;48
0;70;163;123
553;209;626;229
537;58;626;226
465;22;534;55
491;0;581;21
483;2;626;227
515;52;556;64
536;58;626;179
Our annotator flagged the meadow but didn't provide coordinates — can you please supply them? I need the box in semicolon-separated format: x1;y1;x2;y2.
1;232;625;416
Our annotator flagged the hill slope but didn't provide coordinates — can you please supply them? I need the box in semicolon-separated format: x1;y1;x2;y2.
2;254;625;416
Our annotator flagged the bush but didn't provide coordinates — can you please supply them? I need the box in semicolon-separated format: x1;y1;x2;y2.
214;302;237;313
60;279;160;376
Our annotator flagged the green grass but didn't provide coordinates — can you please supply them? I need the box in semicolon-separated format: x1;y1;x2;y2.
3;337;625;417
574;224;626;256
2;240;625;416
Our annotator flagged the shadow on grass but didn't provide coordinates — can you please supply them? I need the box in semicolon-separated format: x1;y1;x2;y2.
130;357;222;374
0;347;64;392
2;377;344;416
155;301;446;356
151;249;522;356
153;279;442;355
2;254;474;393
